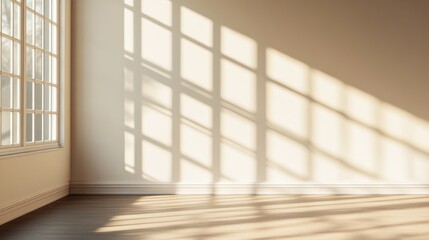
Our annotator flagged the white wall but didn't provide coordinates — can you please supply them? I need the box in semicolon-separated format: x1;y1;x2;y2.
71;0;429;194
0;0;71;223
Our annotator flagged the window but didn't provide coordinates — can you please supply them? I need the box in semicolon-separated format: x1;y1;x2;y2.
0;0;59;153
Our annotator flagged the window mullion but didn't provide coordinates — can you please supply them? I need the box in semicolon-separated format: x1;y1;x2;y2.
21;0;27;147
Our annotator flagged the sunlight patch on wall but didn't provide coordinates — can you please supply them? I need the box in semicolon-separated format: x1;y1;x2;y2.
180;94;212;128
124;8;134;54
345;86;378;127
266;130;309;182
221;109;256;151
410;118;429;153
380;103;410;141
124;131;135;174
180;158;212;183
266;48;309;94
345;121;378;175
312;104;344;159
124;98;135;129
181;7;213;47
221;26;257;69
266;82;309;140
142;76;172;109
142;140;172;182
181;39;213;91
313;152;370;182
180;123;212;176
141;0;172;26
221;143;256;182
380;137;410;181
141;18;172;71
221;59;256;113
142;105;172;146
311;70;344;111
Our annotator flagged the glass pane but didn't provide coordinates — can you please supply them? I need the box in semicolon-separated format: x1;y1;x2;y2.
26;11;34;45
1;76;12;108
35;0;43;14
13;77;19;109
13;112;19;144
51;113;57;141
2;37;12;73
35;15;43;48
13;42;20;75
35;113;42;141
51;56;57;83
51;0;57;22
43;21;50;51
2;0;12;36
44;0;50;18
2;112;12;145
35;49;42;80
51;25;57;54
43;85;50;110
51;86;57;112
26;113;33;143
26;47;33;78
43;53;50;82
13;3;20;39
43;113;50;141
35;82;43;110
27;0;34;9
26;80;33;109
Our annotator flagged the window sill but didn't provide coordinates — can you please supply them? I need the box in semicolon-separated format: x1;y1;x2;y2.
0;143;63;160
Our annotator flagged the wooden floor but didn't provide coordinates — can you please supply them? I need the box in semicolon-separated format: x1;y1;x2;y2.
1;195;429;240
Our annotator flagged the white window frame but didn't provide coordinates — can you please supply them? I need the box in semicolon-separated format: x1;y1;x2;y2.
0;0;62;156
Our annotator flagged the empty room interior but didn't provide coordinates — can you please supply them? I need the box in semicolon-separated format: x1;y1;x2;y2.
1;0;429;239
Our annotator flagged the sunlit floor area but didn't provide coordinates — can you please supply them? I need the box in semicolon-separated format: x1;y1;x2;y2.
1;195;429;240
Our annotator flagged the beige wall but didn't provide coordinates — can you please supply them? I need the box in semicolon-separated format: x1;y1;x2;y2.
0;0;71;220
71;0;429;192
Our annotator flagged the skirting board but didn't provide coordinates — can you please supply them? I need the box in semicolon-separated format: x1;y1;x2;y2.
70;183;429;195
0;184;69;225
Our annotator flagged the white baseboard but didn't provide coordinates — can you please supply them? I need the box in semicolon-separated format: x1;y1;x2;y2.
0;184;69;225
70;182;429;195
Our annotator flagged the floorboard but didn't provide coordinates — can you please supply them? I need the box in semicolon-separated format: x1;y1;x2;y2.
1;195;429;239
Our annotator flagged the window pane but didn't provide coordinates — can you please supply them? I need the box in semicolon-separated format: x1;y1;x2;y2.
26;11;34;45
13;77;19;109
44;21;50;51
26;80;33;109
27;0;34;9
43;53;50;82
35;49;42;80
44;0;50;18
2;0;12;36
2;111;12;145
35;113;42;141
35;0;43;14
51;56;57;83
13;3;21;39
51;86;57;112
26;47;33;78
13;112;19;144
35;82;43;110
26;113;33;143
13;42;20;75
35;15;43;48
51;113;57;141
43;85;50;110
51;25;57;54
2;76;12;108
51;0;57;23
43;113;50;141
2;37;12;73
